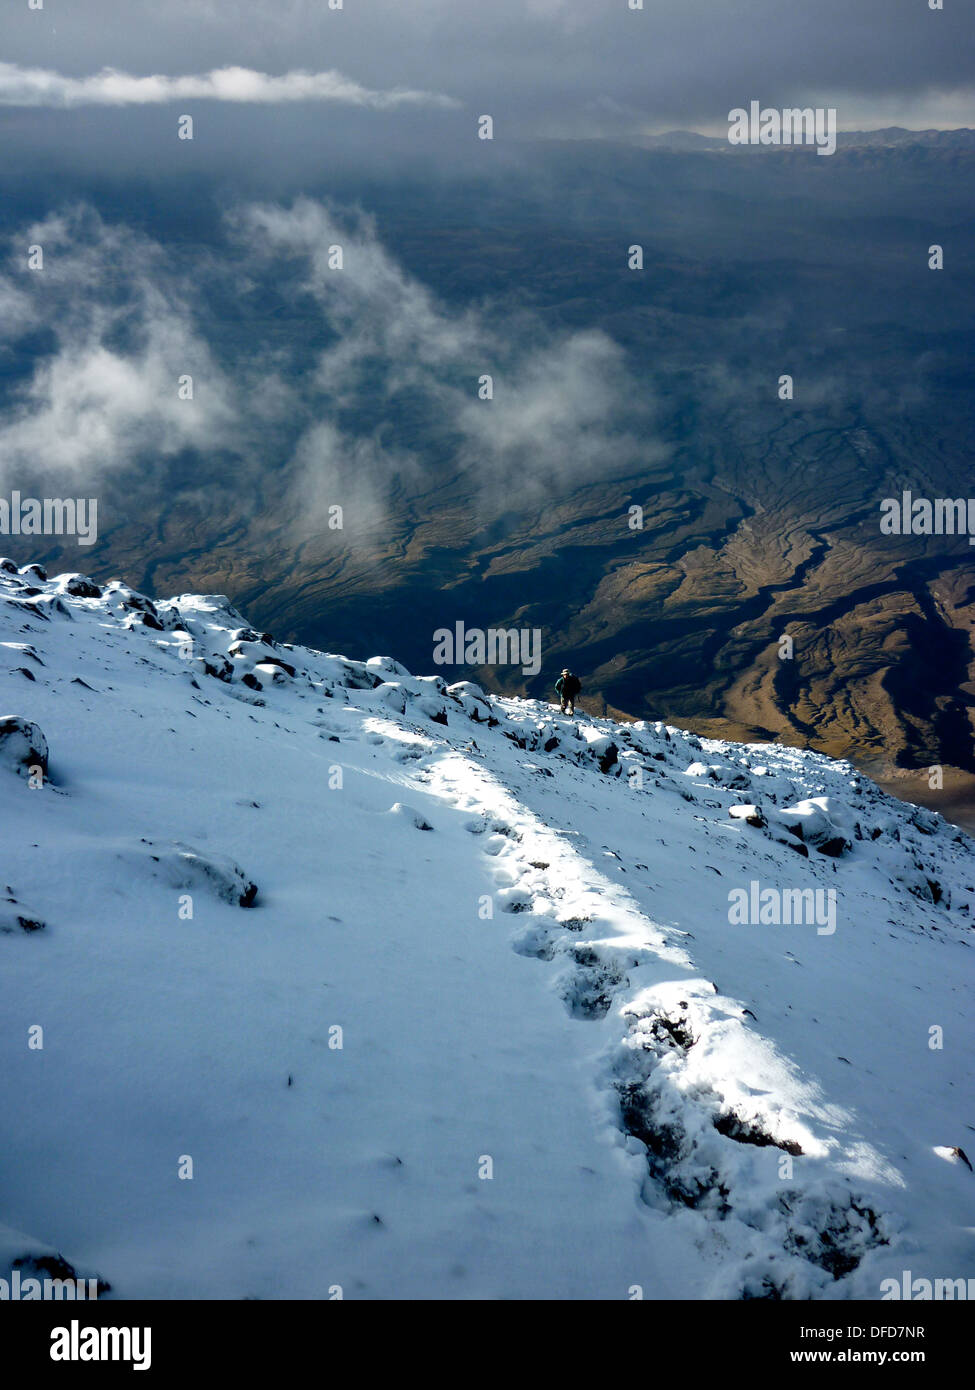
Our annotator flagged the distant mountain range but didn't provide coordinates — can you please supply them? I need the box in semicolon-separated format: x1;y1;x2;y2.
639;127;975;150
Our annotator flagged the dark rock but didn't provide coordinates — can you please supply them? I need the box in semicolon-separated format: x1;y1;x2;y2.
598;742;619;774
714;1110;803;1155
203;657;234;683
0;716;49;776
13;1251;111;1297
61;575;102;599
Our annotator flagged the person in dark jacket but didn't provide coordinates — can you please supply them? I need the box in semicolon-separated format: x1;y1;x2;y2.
555;668;581;715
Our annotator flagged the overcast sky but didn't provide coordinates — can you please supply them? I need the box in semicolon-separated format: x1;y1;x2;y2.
2;0;973;151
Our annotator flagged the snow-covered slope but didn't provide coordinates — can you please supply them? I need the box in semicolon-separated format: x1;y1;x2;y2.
1;561;973;1300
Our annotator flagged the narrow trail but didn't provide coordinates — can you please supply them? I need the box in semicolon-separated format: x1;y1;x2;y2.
407;733;900;1299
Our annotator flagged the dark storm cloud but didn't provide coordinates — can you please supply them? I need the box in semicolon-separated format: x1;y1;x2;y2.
2;0;973;145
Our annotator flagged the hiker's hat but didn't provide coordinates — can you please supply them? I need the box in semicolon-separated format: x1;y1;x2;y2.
561;668;570;674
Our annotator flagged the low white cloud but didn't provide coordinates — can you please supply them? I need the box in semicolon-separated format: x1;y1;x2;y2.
454;331;657;500
0;198;660;542
0;61;459;110
236;198;660;515
0;210;241;482
236;200;482;400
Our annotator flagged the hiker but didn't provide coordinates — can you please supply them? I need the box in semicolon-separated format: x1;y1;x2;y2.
555;668;581;716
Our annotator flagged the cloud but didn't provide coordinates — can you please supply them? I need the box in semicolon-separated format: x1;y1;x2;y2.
0;209;242;483
285;421;420;542
0;197;661;546
454;332;658;500
235;200;482;389
0;61;459;110
234;199;660;514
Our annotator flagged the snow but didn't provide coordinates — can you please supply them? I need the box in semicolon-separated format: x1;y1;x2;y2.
1;562;973;1299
